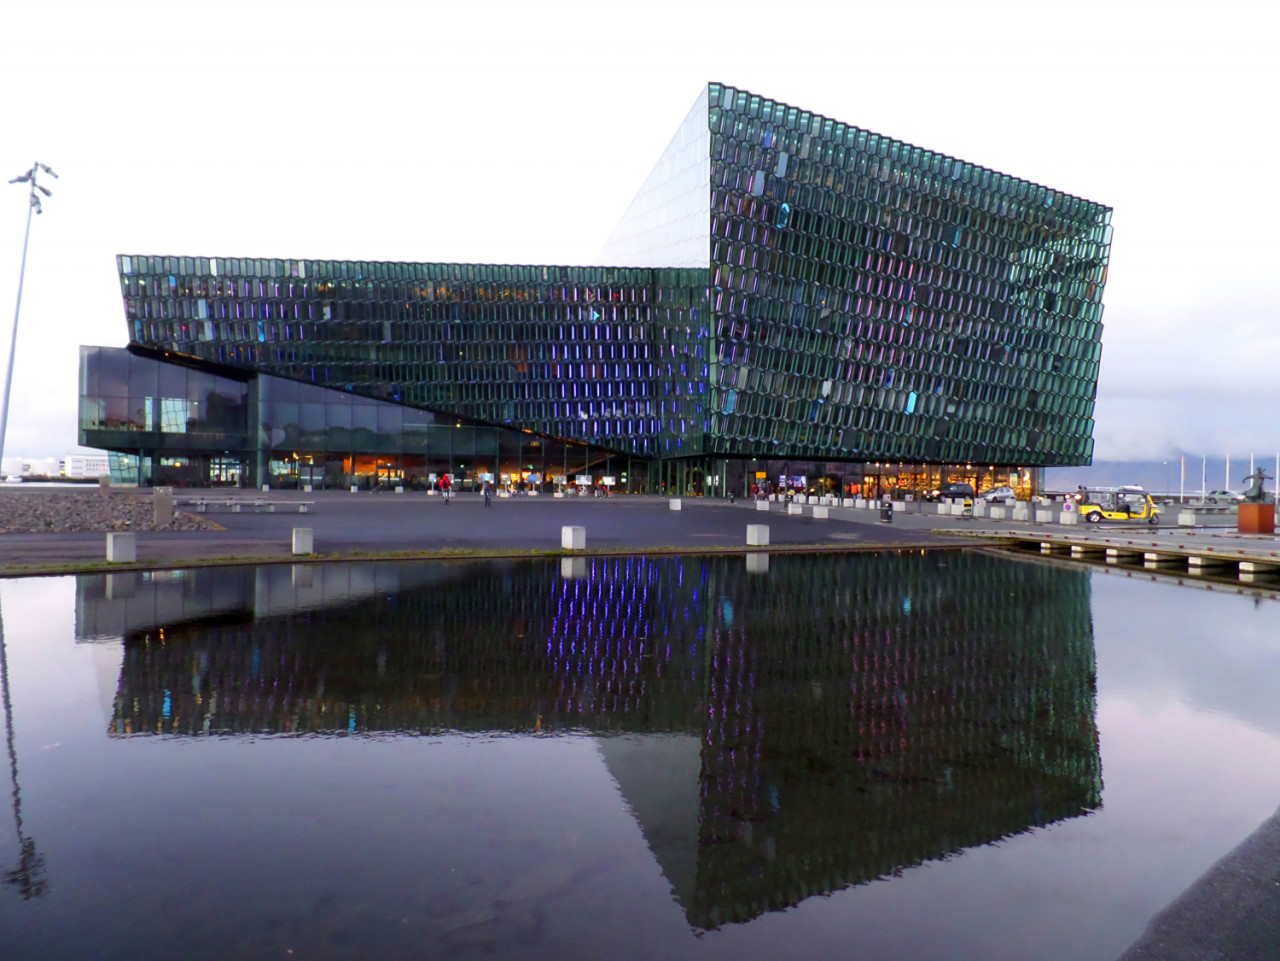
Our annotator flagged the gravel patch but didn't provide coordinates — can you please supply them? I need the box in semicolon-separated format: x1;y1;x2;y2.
0;489;219;534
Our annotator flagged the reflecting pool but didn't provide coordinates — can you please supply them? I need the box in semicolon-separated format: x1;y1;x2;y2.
1;552;1278;960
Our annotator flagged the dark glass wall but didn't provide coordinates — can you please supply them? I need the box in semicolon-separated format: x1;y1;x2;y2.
96;84;1111;475
80;346;645;490
116;258;710;460
702;83;1111;467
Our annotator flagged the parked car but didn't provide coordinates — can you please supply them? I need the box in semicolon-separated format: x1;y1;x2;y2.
1204;489;1244;505
981;485;1016;504
926;482;975;501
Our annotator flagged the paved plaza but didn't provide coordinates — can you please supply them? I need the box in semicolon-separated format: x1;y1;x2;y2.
1;489;1278;578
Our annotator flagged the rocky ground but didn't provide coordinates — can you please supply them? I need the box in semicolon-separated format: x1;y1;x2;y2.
0;489;219;534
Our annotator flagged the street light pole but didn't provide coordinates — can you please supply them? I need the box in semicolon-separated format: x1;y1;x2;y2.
1;162;57;476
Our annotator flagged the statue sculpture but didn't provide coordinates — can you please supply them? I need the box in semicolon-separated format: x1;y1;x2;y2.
1241;467;1273;504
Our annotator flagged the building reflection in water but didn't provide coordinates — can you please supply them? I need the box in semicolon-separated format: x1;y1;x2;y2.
78;551;1101;930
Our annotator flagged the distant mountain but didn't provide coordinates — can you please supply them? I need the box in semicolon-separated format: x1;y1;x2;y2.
1046;456;1279;497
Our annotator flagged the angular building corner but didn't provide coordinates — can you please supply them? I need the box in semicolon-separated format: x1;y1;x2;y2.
79;82;1111;494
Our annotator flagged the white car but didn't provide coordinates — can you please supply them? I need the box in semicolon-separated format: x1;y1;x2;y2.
982;486;1016;504
1205;489;1243;505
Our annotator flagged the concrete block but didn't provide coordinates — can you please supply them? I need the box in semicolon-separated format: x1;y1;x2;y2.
755;500;770;511
1034;509;1054;523
937;504;950;515
153;487;174;527
746;524;770;546
350;485;358;493
971;500;987;517
303;484;313;492
560;556;587;579
262;484;270;492
812;506;829;519
949;502;966;516
292;528;313;555
395;485;404;494
842;498;855;508
855;498;867;509
787;503;803;515
106;532;136;563
1059;511;1079;525
1178;510;1197;526
1012;505;1032;522
669;498;682;511
746;553;770;574
561;526;586;550
989;506;1006;520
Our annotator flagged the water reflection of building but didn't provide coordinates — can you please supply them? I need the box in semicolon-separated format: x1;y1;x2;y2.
83;552;1101;929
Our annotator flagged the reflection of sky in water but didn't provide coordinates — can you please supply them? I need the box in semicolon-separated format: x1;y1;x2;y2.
1;560;1279;961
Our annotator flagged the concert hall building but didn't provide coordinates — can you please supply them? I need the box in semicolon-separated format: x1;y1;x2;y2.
79;82;1112;495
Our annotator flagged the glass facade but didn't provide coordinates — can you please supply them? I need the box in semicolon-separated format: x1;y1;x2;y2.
81;83;1112;488
701;82;1110;466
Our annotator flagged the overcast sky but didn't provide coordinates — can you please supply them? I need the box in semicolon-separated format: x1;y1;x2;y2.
1;0;1277;467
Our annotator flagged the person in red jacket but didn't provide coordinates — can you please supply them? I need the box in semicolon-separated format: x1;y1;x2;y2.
440;473;451;504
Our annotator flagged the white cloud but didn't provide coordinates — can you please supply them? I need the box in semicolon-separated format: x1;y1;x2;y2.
1;0;1277;459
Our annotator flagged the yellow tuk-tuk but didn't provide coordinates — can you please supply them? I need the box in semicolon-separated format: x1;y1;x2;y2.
1078;488;1161;525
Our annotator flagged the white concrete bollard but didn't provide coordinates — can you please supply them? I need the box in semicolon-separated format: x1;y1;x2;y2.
755;500;770;511
1012;505;1032;522
842;498;854;508
1177;510;1197;526
812;506;829;519
746;553;770;574
303;484;313;492
787;503;803;515
855;498;867;509
746;524;770;546
1034;508;1054;523
350;485;358;493
561;526;586;550
262;484;270;492
669;498;682;511
395;485;404;494
988;506;1006;520
106;532;136;563
1058;511;1079;525
292;528;314;555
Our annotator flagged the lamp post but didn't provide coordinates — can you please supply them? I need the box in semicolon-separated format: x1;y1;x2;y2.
1;162;57;475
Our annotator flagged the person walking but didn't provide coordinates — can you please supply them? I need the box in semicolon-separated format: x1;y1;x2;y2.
440;472;451;504
482;478;492;507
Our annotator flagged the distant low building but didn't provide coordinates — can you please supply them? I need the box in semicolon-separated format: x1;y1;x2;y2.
62;453;111;478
